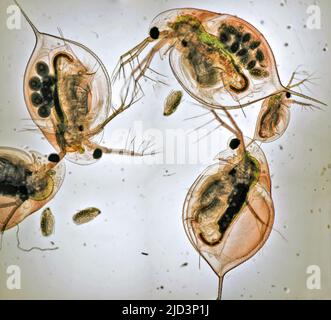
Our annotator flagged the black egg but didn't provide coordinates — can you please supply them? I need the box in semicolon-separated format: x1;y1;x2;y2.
38;105;51;118
36;61;49;77
29;76;42;91
31;92;43;106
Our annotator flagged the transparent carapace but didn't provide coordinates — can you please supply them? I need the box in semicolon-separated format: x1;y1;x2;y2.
113;8;324;111
183;109;274;299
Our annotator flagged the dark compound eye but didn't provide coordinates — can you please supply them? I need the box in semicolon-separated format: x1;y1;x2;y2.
93;148;103;159
31;92;43;106
286;92;291;98
36;61;49;77
48;153;60;163
78;125;84;131
29;76;42;91
38;105;51;118
181;39;188;47
229;138;241;150
149;26;160;40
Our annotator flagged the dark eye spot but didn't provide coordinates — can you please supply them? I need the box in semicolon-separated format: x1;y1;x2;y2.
230;41;240;53
93;148;103;159
181;39;188;47
38;105;51;118
247;60;257;70
29;76;42;91
78;125;84;131
286;92;291;98
31;92;43;106
229;138;241;150
48;153;60;163
36;61;49;77
242;33;251;43
149;26;160;40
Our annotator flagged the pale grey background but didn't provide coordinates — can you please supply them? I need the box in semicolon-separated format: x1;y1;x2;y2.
0;0;330;299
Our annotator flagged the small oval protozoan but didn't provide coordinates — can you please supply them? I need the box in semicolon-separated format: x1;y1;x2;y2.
40;207;55;237
163;90;183;116
72;207;101;225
